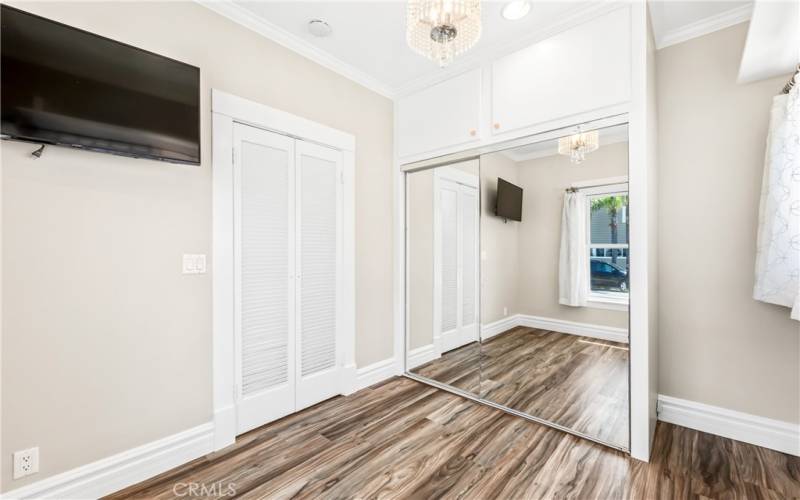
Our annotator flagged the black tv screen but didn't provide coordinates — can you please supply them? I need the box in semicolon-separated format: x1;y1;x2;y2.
1;5;200;165
496;178;523;221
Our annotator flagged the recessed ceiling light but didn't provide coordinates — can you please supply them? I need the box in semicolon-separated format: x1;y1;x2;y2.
308;19;332;38
502;0;531;21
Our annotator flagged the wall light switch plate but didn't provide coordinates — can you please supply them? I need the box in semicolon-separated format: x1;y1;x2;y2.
13;447;39;479
182;254;207;274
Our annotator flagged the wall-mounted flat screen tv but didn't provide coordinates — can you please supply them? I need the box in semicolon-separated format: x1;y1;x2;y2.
1;5;200;165
496;177;523;221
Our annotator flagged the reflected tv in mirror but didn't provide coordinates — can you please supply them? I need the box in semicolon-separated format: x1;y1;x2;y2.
495;177;523;221
1;5;200;165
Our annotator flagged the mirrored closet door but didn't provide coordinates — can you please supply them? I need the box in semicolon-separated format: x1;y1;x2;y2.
407;160;481;396
405;124;630;451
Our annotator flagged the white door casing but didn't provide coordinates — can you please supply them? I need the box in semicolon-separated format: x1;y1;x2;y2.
212;90;355;450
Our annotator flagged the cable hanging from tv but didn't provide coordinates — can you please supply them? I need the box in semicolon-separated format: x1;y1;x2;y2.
31;144;46;159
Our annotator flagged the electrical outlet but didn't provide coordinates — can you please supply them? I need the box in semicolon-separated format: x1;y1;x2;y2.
13;447;39;479
503;307;508;317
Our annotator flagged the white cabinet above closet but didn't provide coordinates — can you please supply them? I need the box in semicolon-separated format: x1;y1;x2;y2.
396;7;632;163
491;7;631;137
397;68;482;159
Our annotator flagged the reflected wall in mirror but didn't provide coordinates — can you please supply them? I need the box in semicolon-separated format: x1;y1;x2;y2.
406;160;481;396
479;124;630;449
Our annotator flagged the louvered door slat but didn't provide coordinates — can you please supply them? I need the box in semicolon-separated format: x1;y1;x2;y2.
299;152;337;377
240;139;290;394
440;185;459;334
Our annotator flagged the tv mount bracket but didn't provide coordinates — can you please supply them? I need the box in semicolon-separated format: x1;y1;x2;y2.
31;144;46;159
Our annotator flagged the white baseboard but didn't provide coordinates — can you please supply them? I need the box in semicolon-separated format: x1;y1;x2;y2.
4;422;215;499
353;357;400;391
2;357;406;500
481;315;520;340
480;314;629;344
407;344;439;370
517;314;629;344
657;394;800;456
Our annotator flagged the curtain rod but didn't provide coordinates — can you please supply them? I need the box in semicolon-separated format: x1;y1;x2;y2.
783;64;799;95
566;181;629;193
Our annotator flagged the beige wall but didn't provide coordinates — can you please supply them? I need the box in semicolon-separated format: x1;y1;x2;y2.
513;142;629;329
407;169;434;350
479;154;521;324
1;1;394;491
657;22;799;424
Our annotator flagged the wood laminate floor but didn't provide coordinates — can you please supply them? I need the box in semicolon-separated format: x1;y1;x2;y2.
412;327;629;447
107;377;800;500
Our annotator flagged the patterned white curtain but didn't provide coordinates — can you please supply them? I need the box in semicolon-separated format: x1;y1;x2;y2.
559;190;588;307
753;85;800;321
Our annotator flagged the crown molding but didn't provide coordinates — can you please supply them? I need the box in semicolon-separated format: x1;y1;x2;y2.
654;3;752;50
196;0;396;99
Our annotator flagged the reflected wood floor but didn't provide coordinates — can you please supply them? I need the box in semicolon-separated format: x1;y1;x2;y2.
107;377;800;500
413;327;629;447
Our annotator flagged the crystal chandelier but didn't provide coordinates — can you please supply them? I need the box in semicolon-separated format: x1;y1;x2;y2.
406;0;482;67
558;130;599;164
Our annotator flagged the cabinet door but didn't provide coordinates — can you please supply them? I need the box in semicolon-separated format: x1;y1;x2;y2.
434;164;480;354
398;68;482;158
233;123;296;435
437;178;460;351
459;183;479;346
295;140;343;410
491;8;631;135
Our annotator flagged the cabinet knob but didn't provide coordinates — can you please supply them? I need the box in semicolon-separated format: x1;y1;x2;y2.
469;129;477;136
493;123;501;130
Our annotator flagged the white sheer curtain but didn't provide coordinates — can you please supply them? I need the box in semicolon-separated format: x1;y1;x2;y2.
753;84;800;321
559;190;588;307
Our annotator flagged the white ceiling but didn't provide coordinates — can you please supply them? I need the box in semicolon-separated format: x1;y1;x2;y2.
202;1;755;98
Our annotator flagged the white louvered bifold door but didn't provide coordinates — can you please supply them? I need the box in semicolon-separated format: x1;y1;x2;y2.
435;165;480;354
438;178;461;352
295;140;343;410
233;124;296;434
460;184;479;345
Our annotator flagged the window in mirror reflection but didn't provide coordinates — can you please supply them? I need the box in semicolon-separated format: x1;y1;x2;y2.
587;190;629;300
